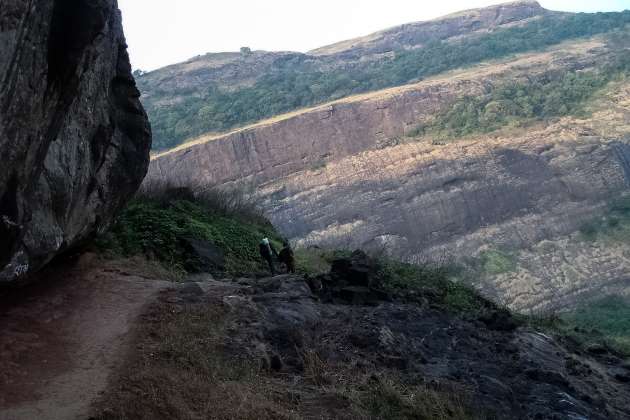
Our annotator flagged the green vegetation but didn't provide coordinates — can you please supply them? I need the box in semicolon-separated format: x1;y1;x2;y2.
410;52;630;140
409;70;610;139
579;196;630;242
296;248;490;314
563;296;630;355
97;187;282;276
320;248;630;357
477;250;517;275
527;296;630;357
144;11;630;150
376;258;490;314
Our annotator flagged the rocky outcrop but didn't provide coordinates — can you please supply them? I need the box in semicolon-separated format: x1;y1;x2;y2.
0;0;151;283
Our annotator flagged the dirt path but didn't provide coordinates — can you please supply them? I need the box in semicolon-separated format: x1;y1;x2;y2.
0;254;172;420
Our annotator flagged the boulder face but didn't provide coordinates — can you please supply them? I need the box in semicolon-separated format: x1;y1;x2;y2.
0;0;151;283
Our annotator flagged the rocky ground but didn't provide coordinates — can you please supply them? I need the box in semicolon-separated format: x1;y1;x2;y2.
2;251;628;419
91;252;630;420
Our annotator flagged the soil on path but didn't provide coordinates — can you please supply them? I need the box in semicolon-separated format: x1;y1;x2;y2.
0;254;172;420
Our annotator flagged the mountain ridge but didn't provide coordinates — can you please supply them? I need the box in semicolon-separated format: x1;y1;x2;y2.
139;0;630;150
308;0;550;56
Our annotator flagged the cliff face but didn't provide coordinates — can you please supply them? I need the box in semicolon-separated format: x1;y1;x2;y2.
146;38;630;311
147;41;602;188
0;0;151;283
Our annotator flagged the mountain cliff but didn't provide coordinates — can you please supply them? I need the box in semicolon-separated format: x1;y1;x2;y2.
0;0;151;283
145;9;630;311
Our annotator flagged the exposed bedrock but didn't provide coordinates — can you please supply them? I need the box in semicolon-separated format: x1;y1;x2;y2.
0;0;151;283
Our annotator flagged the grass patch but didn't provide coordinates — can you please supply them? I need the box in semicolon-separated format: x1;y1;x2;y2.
92;300;294;420
97;186;283;276
562;296;630;356
375;259;488;314
310;159;328;171
524;295;630;357
578;196;630;242
361;378;482;420
477;250;517;276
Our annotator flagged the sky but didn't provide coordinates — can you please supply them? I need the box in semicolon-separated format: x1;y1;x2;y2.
118;0;630;71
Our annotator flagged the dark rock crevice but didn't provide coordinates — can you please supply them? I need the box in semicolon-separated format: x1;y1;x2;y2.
47;0;107;93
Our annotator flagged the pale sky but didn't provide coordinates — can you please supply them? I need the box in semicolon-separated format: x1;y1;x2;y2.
118;0;630;71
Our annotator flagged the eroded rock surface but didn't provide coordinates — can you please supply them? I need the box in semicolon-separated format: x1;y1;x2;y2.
0;0;151;282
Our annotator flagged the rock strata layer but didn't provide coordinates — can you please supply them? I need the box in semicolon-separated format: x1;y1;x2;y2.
0;0;151;282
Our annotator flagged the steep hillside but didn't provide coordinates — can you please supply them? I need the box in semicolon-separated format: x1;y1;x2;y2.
146;30;630;312
138;1;630;150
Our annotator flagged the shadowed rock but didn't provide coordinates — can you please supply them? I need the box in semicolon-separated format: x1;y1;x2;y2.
144;272;630;419
0;0;151;283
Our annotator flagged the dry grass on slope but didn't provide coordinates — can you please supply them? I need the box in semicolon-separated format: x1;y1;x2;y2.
91;287;482;420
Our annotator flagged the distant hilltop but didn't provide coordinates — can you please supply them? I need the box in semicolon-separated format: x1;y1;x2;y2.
309;0;548;56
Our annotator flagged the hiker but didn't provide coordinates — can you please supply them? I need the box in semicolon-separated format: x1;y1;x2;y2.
259;238;278;276
278;240;296;273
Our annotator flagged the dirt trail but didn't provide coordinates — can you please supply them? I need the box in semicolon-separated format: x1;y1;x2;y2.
0;254;171;420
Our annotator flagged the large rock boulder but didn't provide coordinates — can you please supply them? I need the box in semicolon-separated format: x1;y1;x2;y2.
0;0;151;282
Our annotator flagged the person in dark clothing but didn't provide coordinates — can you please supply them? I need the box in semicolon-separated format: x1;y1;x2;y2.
259;238;278;276
278;240;296;273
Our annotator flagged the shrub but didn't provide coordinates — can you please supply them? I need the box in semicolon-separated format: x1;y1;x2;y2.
413;67;626;140
294;248;351;275
98;186;282;276
373;257;490;314
293;247;489;314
